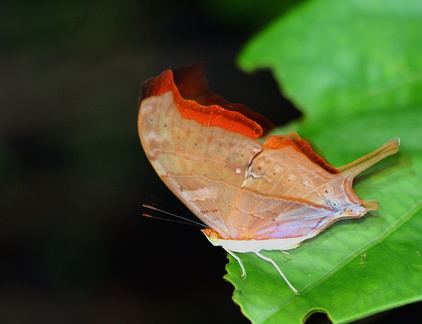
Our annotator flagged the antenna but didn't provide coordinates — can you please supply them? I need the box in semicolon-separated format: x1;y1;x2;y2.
142;204;204;227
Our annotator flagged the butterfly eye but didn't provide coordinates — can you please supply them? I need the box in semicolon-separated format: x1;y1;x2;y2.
209;230;219;242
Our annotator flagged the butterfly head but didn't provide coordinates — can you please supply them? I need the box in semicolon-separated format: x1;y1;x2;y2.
201;228;221;243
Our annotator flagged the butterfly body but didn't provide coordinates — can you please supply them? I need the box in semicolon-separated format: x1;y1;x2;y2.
138;63;399;293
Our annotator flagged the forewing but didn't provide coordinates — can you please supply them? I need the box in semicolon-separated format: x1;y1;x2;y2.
138;91;262;238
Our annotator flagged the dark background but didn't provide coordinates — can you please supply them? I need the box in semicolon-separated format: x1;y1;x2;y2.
1;1;419;323
0;1;295;323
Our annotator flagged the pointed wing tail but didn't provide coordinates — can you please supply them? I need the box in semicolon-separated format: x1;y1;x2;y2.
338;138;400;178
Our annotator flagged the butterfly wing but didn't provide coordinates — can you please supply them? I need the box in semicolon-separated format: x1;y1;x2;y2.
138;64;399;245
230;133;398;241
138;91;262;238
139;93;356;242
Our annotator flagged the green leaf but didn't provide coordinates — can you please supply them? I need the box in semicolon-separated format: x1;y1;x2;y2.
239;0;422;123
228;0;422;323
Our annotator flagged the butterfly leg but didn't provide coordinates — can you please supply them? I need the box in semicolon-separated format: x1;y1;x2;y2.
225;249;246;278
254;251;299;295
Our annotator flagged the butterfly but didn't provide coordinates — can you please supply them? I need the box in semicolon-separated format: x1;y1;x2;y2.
137;62;399;294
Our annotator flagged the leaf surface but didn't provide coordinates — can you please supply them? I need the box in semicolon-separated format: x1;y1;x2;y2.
229;0;422;322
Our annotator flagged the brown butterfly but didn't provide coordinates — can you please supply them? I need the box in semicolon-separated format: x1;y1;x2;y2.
138;63;399;294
